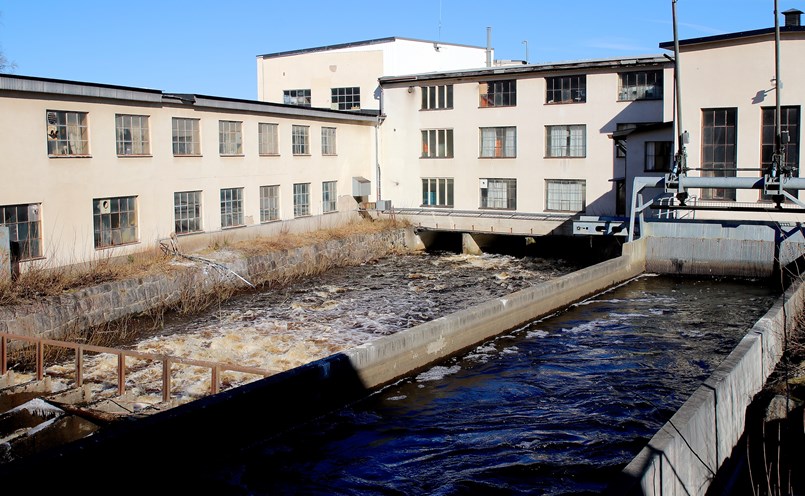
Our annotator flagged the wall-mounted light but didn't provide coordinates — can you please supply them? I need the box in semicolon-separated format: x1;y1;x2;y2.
407;86;414;94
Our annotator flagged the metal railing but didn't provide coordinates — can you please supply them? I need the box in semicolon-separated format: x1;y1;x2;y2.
0;332;277;402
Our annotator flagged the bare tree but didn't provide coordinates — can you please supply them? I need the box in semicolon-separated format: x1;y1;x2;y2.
0;49;14;72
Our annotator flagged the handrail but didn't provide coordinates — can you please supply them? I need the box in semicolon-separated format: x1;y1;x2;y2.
0;332;277;402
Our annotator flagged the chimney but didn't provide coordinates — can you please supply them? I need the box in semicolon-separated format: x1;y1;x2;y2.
486;27;492;67
783;8;803;27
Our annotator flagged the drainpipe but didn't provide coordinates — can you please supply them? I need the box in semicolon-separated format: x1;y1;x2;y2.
375;118;382;202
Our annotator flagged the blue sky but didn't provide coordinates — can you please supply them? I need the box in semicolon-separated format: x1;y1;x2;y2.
0;0;798;100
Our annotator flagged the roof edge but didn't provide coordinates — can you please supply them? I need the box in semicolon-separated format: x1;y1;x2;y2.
257;36;486;59
659;25;805;49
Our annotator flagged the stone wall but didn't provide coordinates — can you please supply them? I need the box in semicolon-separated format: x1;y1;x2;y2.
0;228;411;342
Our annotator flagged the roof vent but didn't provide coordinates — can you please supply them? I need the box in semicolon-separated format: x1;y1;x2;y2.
783;8;803;27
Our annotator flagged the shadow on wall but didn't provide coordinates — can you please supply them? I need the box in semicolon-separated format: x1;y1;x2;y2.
0;353;371;492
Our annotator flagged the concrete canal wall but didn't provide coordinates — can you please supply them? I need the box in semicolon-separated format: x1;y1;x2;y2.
613;276;804;496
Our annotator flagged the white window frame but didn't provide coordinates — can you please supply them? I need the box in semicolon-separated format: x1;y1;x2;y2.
321;127;337;155
546;125;586;158
46;110;89;156
292;125;310;155
421;129;454;158
421;85;453;110
322;181;337;213
172;118;201;156
93;196;138;249
220;187;244;228
479;127;516;158
115;114;150;156
174;191;202;235
0;203;43;261
259;123;279;156
421;178;454;207
545;179;586;212
293;183;311;217
480;178;517;210
260;185;280;222
219;120;243;156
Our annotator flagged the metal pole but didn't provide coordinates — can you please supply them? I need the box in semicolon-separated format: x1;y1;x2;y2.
672;0;685;174
773;0;784;176
522;40;529;64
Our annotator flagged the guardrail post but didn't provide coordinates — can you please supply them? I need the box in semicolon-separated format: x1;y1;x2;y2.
1;335;6;375
162;358;171;402
117;353;126;396
211;365;220;395
36;340;44;381
75;345;83;386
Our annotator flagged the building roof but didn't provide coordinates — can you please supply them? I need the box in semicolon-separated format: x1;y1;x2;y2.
0;73;379;123
257;36;486;59
379;55;671;85
659;25;805;50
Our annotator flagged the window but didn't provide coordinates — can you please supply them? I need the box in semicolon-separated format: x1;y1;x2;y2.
219;121;243;156
421;178;454;207
421;85;453;110
618;70;663;101
293;183;311;217
172;118;200;156
546;125;586;157
46;110;88;156
259;123;279;156
479;80;516;108
331;87;360;110
0;204;42;260
115;114;150;155
321;127;337;155
761;106;800;176
546;179;586;212
546;75;586;104
284;89;311;107
174;191;202;235
260;185;280;222
645;141;674;172
322;181;337;213
292;125;310;155
480;127;516;158
421;129;454;158
614;123;638;158
480;178;516;210
220;188;244;228
93;196;137;249
701;108;737;200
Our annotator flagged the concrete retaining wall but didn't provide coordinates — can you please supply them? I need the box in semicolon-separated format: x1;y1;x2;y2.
0;226;410;341
612;276;804;495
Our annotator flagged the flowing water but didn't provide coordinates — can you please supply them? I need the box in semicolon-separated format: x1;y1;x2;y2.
191;274;778;495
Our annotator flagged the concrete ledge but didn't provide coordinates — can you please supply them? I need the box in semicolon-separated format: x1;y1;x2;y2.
614;277;804;495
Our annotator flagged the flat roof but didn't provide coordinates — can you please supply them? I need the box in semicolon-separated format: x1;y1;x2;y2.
257;36;486;59
659;25;805;49
379;54;671;85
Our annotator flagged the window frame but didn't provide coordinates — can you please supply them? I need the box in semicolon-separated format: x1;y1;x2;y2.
293;183;311;217
218;120;243;156
700;107;738;201
545;75;586;104
545;179;586;212
420;129;454;158
0;203;43;261
93;196;138;249
421;178;454;207
618;70;663;101
322;180;338;213
545;125;587;158
115;114;150;156
292;125;310;155
174;191;203;235
331;87;360;110
480;178;517;210
259;185;280;223
421;85;454;110
479;126;517;158
258;122;280;156
644;141;674;172
172;117;201;156
479;80;517;108
284;89;311;107
220;187;244;229
321;127;337;156
46;110;89;157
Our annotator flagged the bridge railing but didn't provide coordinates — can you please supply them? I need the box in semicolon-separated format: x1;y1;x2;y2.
0;332;277;402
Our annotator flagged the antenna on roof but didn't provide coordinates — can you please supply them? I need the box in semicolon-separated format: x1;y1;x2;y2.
438;0;443;42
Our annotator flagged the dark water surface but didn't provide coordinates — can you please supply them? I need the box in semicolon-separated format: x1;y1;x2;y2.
200;275;778;495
